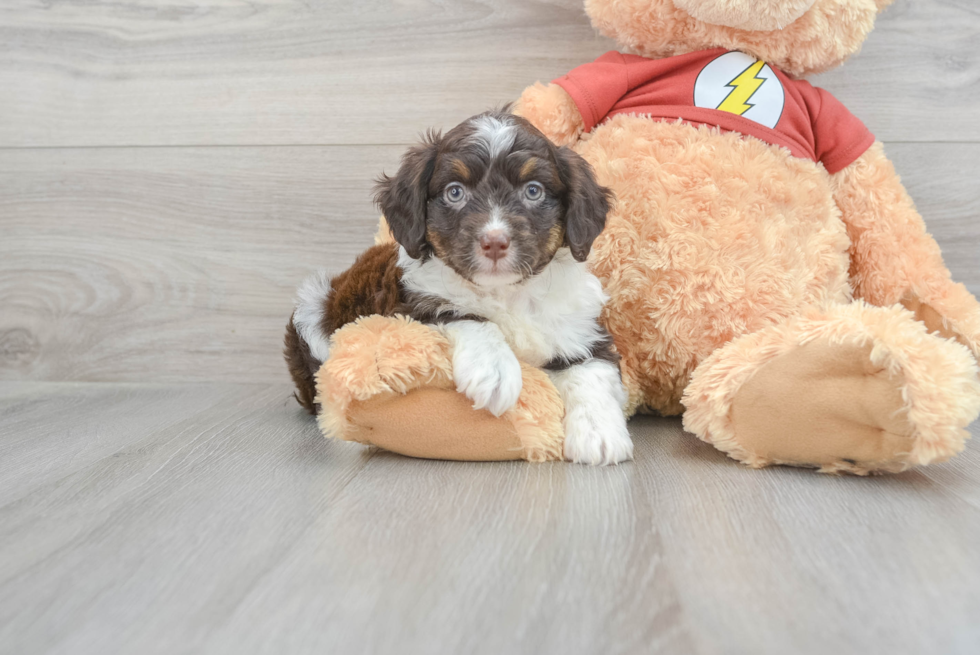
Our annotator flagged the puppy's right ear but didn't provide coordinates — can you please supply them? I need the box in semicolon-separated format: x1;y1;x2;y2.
374;131;441;260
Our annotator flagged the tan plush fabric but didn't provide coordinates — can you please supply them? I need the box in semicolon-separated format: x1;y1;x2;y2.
584;0;887;77
337;0;980;473
511;0;979;474
348;388;526;461
316;315;564;462
374;215;396;246
682;302;980;474
672;0;816;32
831;143;980;360
513;83;586;148
575;117;850;416
730;339;913;473
901;295;974;353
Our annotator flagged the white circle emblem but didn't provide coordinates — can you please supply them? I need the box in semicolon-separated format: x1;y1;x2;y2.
694;51;785;129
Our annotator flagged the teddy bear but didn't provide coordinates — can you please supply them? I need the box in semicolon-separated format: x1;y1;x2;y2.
308;0;980;474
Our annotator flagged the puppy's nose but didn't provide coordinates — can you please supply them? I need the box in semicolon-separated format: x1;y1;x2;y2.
480;230;511;262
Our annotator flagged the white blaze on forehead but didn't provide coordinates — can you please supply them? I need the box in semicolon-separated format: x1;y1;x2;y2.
471;115;516;159
481;205;510;236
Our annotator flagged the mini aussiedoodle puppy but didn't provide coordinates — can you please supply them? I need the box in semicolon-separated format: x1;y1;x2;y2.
284;111;633;465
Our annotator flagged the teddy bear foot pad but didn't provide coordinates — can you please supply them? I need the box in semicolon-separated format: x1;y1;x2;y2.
683;303;980;475
730;338;913;473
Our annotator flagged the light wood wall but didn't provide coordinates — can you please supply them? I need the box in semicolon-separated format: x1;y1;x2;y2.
1;0;977;384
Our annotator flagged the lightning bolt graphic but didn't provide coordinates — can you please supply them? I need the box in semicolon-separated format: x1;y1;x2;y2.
717;60;767;116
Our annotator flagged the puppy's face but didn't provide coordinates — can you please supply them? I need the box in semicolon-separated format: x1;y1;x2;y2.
375;112;612;286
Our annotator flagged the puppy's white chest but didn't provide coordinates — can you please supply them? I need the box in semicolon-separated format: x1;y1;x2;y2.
399;247;608;366
481;300;593;367
457;254;608;366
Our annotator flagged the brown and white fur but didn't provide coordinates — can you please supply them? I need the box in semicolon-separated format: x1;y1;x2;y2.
285;111;633;465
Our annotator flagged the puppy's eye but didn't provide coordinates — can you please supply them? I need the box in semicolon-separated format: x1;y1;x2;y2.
524;182;544;202
444;183;466;204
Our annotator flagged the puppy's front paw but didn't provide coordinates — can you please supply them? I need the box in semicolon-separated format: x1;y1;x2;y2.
563;405;633;466
451;337;523;417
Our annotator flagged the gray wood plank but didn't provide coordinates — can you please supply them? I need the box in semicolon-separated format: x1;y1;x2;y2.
0;382;373;655
0;0;977;147
0;0;613;148
0;145;402;383
0;381;247;506
1;142;977;384
888;143;980;289
811;0;980;142
0;382;978;654
2;2;977;654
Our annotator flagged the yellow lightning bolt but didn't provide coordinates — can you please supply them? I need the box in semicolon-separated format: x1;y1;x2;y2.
717;60;767;116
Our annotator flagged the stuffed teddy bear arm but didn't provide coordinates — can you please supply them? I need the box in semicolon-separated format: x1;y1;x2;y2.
831;141;980;360
512;82;585;147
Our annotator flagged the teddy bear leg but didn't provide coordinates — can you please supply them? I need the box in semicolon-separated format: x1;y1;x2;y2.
345;387;527;461
316;315;565;462
682;302;980;474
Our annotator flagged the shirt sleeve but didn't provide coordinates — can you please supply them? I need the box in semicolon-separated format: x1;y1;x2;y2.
552;51;632;133
810;86;876;175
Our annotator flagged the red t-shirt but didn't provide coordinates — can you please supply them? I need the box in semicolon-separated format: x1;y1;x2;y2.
553;49;874;174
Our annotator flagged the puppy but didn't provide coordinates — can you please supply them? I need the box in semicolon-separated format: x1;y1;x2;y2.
284;111;633;465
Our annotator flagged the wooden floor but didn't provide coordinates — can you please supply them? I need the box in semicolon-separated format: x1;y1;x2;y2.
1;1;979;653
2;383;979;655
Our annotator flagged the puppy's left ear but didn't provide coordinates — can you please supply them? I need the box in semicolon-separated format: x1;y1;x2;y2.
374;131;441;260
556;146;613;262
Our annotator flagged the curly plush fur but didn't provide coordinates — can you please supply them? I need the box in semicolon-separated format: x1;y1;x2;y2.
306;0;979;473
575;116;853;414
513;0;980;473
682;301;980;474
584;0;891;77
318;315;564;462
